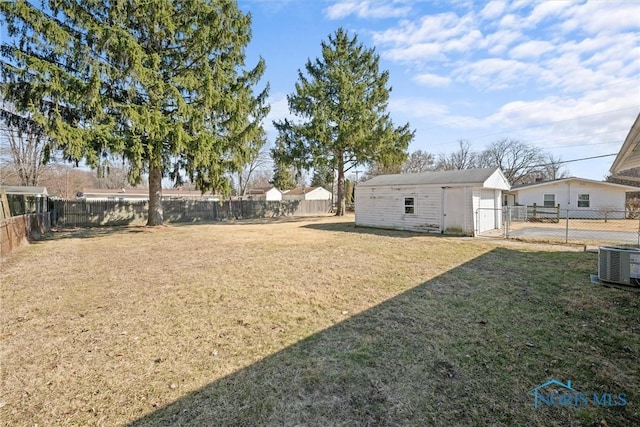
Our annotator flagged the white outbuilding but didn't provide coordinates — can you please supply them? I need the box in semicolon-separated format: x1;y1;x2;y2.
245;186;283;201
355;167;511;235
282;186;332;201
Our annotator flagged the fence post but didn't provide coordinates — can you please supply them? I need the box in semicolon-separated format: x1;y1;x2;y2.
505;206;510;238
565;208;569;244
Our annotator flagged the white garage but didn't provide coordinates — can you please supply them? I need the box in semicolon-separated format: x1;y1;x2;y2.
355;168;511;236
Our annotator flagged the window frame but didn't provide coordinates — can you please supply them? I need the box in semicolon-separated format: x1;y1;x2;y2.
543;194;555;208
404;197;415;214
577;193;590;208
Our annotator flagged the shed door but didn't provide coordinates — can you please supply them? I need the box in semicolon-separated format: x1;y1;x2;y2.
477;190;497;233
443;187;464;232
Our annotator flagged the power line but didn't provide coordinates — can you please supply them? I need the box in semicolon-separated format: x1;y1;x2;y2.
531;153;617;168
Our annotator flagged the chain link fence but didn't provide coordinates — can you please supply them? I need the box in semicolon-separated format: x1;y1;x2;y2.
476;207;640;246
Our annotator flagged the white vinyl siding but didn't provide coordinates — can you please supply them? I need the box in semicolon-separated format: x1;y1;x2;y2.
355;185;441;233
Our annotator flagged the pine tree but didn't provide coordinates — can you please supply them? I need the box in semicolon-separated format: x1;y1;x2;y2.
1;0;268;225
310;162;333;192
273;28;413;215
270;160;296;190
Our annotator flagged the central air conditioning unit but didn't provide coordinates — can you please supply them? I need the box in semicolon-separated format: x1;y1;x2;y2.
598;246;640;286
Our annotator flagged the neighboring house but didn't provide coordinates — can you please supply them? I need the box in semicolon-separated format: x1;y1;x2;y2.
282;186;332;201
245;186;283;201
354;167;510;236
0;185;49;215
506;177;637;219
81;188;218;201
610;113;640;175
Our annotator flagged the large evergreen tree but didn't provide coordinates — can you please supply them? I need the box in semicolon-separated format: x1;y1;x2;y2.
0;0;268;225
273;28;413;215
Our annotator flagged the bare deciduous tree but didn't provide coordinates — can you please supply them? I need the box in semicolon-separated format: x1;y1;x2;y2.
236;133;271;196
40;164;98;199
401;149;435;173
0;102;54;186
436;140;477;171
477;138;545;185
538;154;569;181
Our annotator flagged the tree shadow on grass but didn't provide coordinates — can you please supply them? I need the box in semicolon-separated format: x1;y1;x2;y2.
169;214;336;227
126;248;639;426
32;225;171;243
38;215;337;242
303;221;455;239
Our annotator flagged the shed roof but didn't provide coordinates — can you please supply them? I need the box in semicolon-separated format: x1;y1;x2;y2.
0;185;48;196
82;188;211;197
359;167;509;189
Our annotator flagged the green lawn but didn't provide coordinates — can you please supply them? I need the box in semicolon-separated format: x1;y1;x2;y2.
1;216;638;426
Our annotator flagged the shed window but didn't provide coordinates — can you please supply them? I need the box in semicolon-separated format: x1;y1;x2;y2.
577;194;590;208
404;197;415;214
543;194;555;207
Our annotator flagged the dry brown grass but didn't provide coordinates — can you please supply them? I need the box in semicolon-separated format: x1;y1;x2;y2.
1;215;638;426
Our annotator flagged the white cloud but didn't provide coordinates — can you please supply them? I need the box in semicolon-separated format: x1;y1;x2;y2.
389;97;450;119
523;1;574;28
560;1;640;35
414;73;451;87
509;40;555;60
444;29;483;53
383;43;443;62
479;1;506;20
497;13;522;30
454;58;543;90
372;13;472;45
485;92;638;150
482;29;523;55
370;1;638;98
324;0;411;20
263;95;290;134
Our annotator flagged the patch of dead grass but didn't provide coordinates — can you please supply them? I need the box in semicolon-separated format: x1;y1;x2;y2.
1;215;638;426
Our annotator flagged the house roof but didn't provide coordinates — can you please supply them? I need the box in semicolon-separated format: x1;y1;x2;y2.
246;186;280;195
509;177;639;192
284;186;327;195
610;113;640;175
0;185;48;196
358;167;509;189
82;188;212;197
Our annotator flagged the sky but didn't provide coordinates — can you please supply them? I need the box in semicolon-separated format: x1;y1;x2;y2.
237;0;640;181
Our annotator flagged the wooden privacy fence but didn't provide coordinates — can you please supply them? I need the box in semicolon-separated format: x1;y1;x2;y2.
0;213;51;256
51;199;332;227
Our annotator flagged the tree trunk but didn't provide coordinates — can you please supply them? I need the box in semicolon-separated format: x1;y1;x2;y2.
147;166;163;226
336;156;345;216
